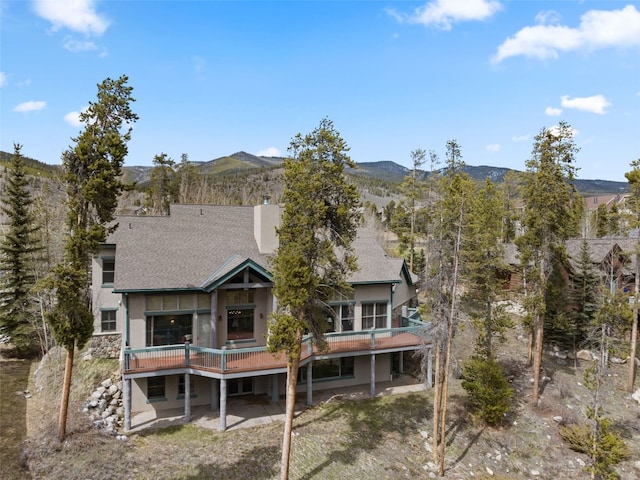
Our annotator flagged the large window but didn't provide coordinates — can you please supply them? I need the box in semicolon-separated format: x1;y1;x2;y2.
147;377;166;401
227;308;254;340
299;357;355;383
362;302;388;329
101;309;117;332
329;303;354;332
102;258;115;285
145;314;192;346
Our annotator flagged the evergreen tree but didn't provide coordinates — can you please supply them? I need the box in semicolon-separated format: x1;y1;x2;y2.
147;152;177;215
46;75;138;441
399;149;425;273
462;178;511;358
624;159;640;392
516;121;581;405
267;118;361;480
594;203;609;238
426;140;475;476
568;240;600;355
0;144;43;356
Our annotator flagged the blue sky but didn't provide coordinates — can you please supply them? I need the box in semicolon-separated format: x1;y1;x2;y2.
1;0;639;181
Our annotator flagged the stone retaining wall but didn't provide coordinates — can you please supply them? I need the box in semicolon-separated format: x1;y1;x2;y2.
85;334;122;359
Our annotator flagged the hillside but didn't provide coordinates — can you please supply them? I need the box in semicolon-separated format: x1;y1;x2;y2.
0;150;630;197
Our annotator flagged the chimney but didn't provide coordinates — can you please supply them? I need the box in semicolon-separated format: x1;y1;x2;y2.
254;197;281;254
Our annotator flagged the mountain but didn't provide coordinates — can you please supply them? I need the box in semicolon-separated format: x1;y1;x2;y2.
0;150;629;196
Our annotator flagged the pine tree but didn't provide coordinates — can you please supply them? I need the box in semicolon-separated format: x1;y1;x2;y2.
462;178;511;359
267;118;361;480
516;121;581;405
568;240;600;357
46;75;138;441
0;144;43;356
427;140;475;476
624;159;640;392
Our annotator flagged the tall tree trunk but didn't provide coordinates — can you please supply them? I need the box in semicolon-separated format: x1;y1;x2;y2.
432;344;443;464
280;331;302;480
58;345;74;442
629;252;639;392
532;315;544;405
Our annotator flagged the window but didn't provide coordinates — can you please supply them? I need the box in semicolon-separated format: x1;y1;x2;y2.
299;357;355;383
145;314;192;346
228;378;253;396
102;258;115;285
147;377;166;401
145;293;209;312
329;303;354;332
227;308;254;340
101;310;117;332
178;375;196;398
362;302;388;329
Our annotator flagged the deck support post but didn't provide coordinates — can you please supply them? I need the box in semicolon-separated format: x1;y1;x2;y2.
271;374;279;403
399;351;404;374
184;373;191;423
123;377;131;431
370;354;376;398
306;362;313;406
219;378;227;431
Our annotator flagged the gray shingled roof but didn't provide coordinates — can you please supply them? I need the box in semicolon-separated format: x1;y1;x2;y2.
108;204;408;292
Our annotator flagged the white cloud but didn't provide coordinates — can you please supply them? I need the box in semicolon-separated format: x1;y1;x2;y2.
13;100;46;113
257;147;281;157
33;0;109;36
389;0;502;30
64;110;84;127
0;72;7;87
485;143;501;152
63;37;98;52
561;94;611;114
545;106;563;116
535;10;561;25
512;134;530;143
493;5;640;62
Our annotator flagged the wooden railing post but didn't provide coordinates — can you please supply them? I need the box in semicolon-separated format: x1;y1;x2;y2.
221;346;227;372
370;330;376;349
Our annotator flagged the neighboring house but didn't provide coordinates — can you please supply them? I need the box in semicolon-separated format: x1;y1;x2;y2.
91;201;429;431
502;238;638;294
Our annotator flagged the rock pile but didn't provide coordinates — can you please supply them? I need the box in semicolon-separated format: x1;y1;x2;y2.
83;377;125;435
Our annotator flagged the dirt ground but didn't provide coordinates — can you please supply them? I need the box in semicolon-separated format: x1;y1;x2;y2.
12;323;640;480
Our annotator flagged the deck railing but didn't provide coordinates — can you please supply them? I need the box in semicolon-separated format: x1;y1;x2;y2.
123;322;430;376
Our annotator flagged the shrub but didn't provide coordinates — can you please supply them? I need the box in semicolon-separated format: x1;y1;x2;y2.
559;420;630;480
461;356;513;425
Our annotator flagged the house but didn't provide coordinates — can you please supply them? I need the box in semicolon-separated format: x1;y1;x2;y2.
91;201;430;431
502;238;638;294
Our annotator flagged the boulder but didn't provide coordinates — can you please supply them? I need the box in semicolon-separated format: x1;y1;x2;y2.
576;350;593;361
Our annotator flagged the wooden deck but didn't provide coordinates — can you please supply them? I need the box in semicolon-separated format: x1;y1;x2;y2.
124;331;426;377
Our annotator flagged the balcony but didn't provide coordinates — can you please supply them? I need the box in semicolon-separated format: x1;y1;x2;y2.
123;321;431;378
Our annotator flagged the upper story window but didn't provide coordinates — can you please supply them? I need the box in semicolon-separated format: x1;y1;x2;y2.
328;303;354;332
145;293;209;312
102;258;115;285
227;308;254;341
362;302;388;329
